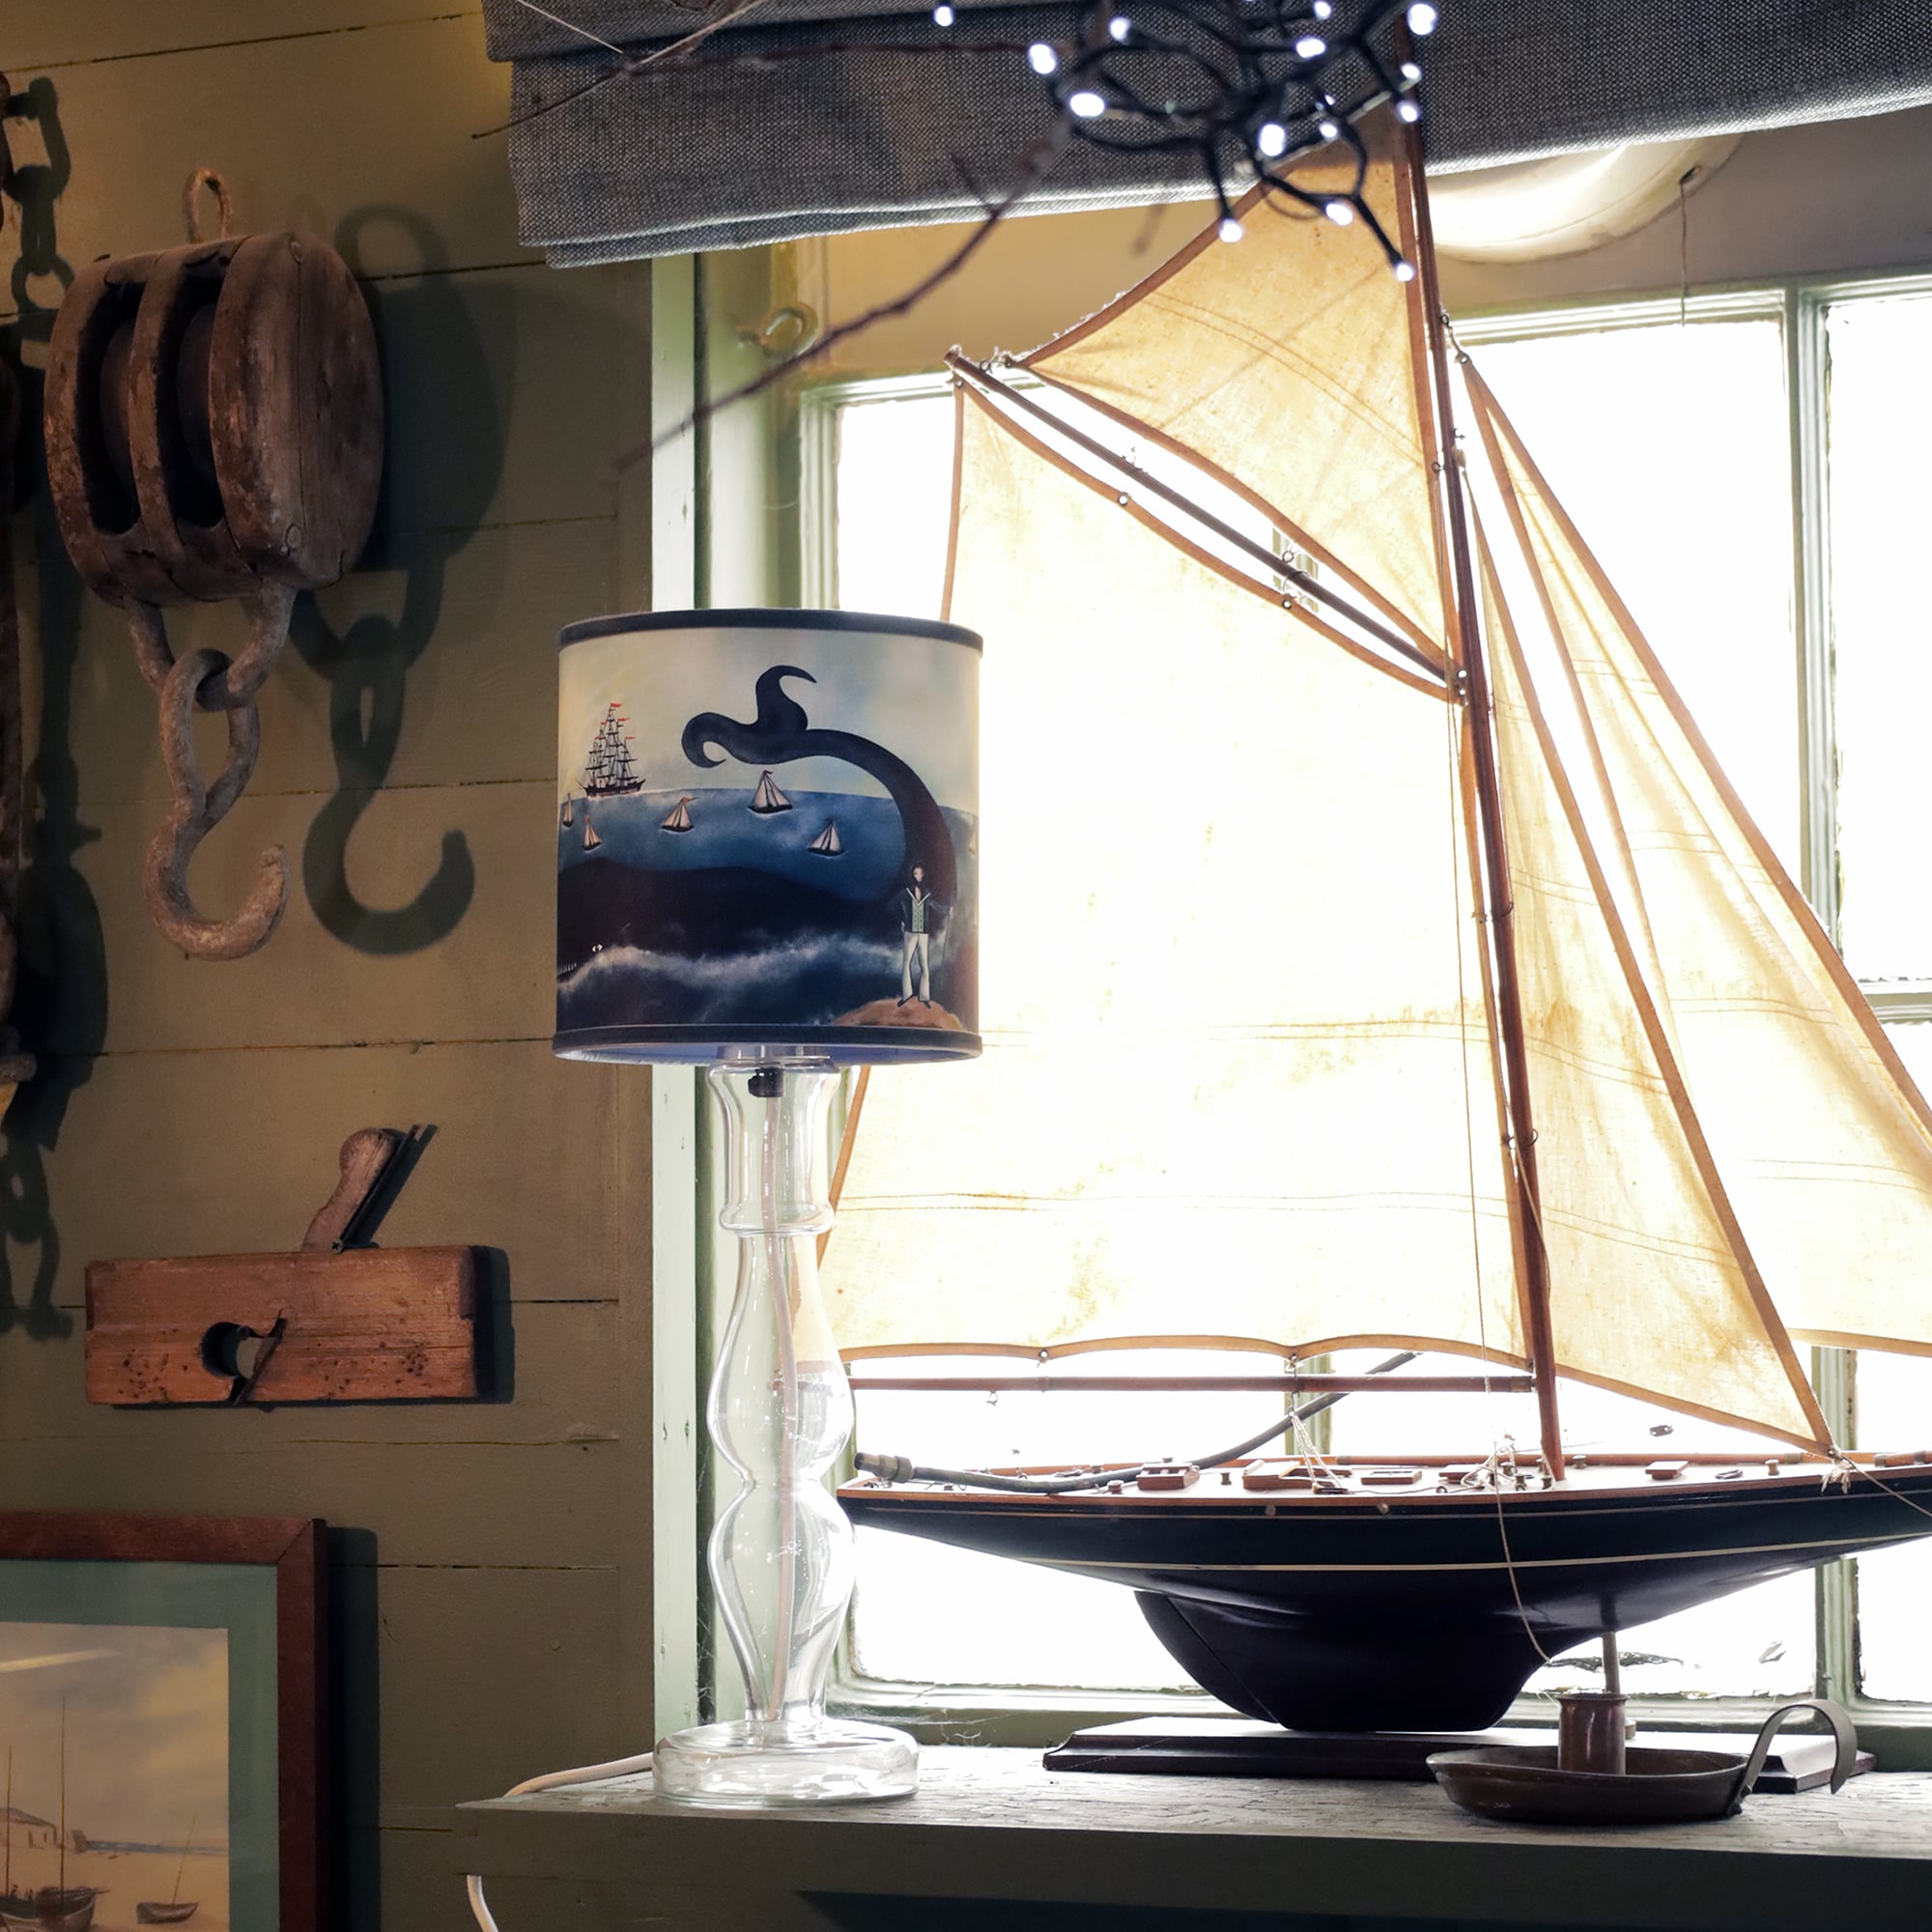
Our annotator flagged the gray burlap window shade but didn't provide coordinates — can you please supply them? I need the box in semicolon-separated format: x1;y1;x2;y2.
479;0;1932;264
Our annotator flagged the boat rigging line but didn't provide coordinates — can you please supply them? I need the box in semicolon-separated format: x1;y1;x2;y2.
853;1350;1420;1495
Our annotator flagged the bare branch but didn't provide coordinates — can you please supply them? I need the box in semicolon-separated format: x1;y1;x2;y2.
604;123;1071;480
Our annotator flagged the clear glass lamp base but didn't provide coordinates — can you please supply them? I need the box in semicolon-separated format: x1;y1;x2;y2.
652;1715;920;1807
666;1061;920;1809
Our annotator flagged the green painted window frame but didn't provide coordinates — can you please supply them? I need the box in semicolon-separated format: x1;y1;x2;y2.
650;249;1932;1758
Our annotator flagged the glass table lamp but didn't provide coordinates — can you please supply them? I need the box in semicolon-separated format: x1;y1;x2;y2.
554;608;980;1805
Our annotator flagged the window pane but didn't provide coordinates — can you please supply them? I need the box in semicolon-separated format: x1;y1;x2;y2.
1828;291;1932;980
1472;320;1798;871
834;390;954;616
1855;1022;1932;1701
1852;1347;1932;1702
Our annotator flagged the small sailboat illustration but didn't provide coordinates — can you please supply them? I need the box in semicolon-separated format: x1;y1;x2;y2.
582;818;602;852
808;820;841;857
750;771;792;815
661;796;694;834
560;796;575;829
135;1814;198;1924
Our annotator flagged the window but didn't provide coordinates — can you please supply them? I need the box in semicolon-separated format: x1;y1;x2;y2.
801;274;1932;1729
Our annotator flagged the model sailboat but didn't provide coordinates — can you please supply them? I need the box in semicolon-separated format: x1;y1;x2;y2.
836;117;1932;1731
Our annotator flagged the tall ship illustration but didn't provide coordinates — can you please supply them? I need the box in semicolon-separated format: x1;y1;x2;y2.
835;115;1932;1733
582;703;644;798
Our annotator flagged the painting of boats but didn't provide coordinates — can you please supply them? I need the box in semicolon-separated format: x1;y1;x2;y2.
0;1625;229;1930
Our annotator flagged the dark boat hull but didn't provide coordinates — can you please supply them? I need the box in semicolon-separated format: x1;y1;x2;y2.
841;1464;1932;1729
25;1889;97;1932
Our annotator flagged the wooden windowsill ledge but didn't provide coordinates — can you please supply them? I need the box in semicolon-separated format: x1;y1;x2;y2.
455;1747;1932;1930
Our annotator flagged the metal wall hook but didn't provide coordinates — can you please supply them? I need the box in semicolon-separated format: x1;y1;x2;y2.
146;638;291;960
738;300;820;359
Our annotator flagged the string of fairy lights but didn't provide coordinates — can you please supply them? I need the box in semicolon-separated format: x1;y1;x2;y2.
933;0;1437;274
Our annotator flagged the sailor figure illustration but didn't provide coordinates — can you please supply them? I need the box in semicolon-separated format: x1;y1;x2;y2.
895;865;944;1006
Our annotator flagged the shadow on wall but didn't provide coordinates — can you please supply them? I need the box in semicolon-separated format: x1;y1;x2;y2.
290;205;506;955
2;76;97;1342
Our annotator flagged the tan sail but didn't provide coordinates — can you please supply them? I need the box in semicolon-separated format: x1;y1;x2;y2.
1469;368;1932;1363
1024;122;1447;657
824;395;1520;1366
1477;532;1826;1445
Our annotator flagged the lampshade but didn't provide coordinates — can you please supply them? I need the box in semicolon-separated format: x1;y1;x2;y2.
554;608;981;1065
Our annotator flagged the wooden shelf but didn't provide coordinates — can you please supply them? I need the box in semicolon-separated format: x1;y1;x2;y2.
455;1747;1932;1930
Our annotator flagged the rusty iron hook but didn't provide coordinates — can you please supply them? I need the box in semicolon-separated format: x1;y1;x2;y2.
181;165;234;244
142;597;295;959
128;581;292;709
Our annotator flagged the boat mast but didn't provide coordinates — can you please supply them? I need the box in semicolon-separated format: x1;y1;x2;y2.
172;1813;196;1906
1405;123;1565;1480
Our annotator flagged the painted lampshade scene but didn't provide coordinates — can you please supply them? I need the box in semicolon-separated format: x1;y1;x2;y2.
554;610;981;1063
0;1623;229;1932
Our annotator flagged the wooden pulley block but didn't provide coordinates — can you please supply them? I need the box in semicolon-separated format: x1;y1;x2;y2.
43;226;382;606
40;172;384;960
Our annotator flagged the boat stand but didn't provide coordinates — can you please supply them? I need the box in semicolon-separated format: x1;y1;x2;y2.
1042;1716;1872;1792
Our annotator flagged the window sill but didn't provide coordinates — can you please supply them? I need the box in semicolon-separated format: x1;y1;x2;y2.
458;1747;1932;1929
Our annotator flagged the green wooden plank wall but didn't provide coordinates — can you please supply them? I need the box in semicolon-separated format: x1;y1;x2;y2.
2;7;653;1927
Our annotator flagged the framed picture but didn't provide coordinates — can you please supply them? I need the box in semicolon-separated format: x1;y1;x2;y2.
0;1514;325;1932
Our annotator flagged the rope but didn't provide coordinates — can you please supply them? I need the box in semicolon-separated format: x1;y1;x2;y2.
1834;1447;1932;1523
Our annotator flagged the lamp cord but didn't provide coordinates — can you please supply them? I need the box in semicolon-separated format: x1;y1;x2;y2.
463;1752;656;1931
